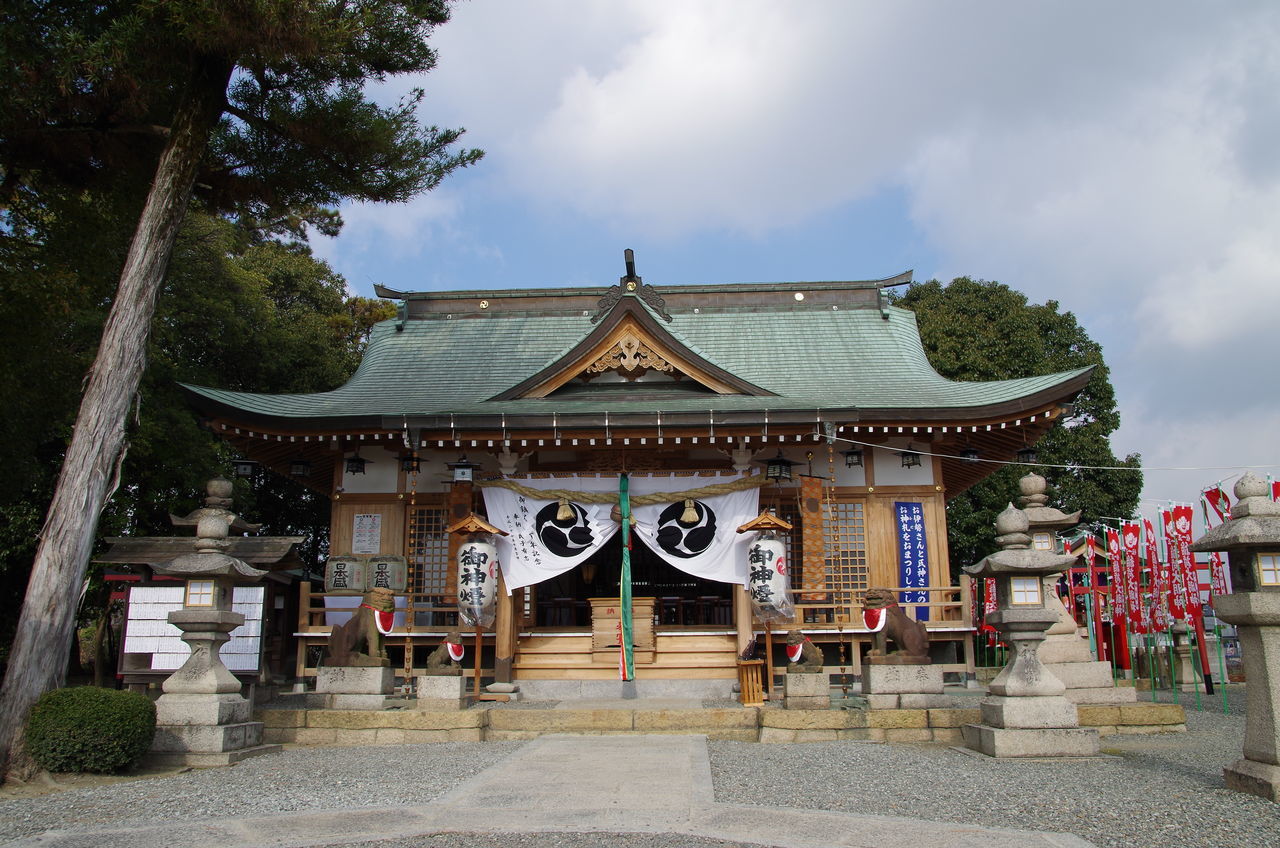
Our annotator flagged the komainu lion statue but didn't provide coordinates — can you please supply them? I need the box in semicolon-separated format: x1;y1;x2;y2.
423;630;465;676
862;587;930;664
325;587;396;667
785;630;824;673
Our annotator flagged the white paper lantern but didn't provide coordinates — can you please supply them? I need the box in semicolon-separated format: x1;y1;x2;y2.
746;532;793;622
457;535;498;628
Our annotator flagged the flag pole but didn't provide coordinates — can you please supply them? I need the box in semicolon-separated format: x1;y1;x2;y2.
618;473;634;683
1214;619;1229;714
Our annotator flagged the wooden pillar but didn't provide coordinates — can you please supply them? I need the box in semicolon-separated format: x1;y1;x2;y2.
494;570;516;683
445;480;472;602
734;584;753;655
960;573;977;679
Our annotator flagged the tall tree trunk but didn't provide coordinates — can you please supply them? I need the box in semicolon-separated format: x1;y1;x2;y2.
0;55;233;780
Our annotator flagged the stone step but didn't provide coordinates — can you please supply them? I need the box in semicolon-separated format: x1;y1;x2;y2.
253;700;1187;745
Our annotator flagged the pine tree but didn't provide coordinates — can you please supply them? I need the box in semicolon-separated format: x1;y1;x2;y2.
0;0;481;776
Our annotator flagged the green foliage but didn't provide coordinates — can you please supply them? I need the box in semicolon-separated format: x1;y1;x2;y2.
0;204;389;658
894;278;1143;575
24;686;155;773
1;1;483;225
0;0;478;664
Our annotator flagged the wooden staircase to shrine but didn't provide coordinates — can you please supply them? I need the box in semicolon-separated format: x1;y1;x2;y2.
512;632;740;680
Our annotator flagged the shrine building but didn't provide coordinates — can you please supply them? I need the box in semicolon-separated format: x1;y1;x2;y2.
178;259;1091;693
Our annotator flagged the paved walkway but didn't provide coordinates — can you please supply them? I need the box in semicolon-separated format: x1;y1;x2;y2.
8;735;1094;848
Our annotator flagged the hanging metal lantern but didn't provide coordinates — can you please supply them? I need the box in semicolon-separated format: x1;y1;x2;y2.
345;452;369;475
762;450;796;482
899;446;922;468
960;447;980;463
737;511;795;622
842;448;863;468
448;455;480;482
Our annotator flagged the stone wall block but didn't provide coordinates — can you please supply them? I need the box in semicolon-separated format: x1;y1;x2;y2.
867;709;928;729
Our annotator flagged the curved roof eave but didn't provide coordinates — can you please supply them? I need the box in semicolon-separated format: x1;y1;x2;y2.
179;364;1092;433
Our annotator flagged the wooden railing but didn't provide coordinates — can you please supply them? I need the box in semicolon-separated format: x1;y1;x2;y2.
790;577;974;630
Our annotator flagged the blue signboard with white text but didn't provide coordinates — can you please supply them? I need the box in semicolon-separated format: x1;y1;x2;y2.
894;501;930;621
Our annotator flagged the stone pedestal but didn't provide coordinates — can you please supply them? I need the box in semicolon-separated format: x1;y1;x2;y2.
1216;591;1280;801
1040;584;1137;704
416;674;467;710
148;609;278;767
316;665;395;710
961;724;1102;758
861;664;948;709
1172;643;1201;692
783;672;829;709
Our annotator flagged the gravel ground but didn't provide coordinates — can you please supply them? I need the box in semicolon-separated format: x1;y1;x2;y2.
711;693;1279;848
1;687;1275;848
339;837;771;848
0;742;522;842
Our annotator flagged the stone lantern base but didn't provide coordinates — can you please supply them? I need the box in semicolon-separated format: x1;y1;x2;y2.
146;610;279;768
149;690;279;767
962;724;1102;758
1225;759;1280;803
962;693;1100;758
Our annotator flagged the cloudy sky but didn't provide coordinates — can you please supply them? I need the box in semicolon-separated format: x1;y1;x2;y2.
313;1;1280;523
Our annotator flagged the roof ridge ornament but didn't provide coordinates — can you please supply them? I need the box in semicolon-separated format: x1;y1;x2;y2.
591;248;673;323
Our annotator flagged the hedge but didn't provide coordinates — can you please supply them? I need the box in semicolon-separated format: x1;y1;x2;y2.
25;687;156;773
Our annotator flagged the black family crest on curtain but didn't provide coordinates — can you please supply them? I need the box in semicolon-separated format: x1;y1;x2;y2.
655;500;717;558
481;475;760;592
536;501;596;557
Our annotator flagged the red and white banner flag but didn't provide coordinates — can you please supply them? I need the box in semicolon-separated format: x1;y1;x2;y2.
1160;509;1188;622
1195;494;1231;599
979;578;998;645
1203;485;1231;523
1272;477;1280;502
1121;521;1147;634
1173;504;1202;613
1106;527;1127;628
1143;518;1168;633
1209;552;1229;598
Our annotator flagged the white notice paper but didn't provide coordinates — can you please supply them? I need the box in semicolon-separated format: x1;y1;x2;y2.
352;513;382;554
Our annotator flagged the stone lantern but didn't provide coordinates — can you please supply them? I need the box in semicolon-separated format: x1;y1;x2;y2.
1191;471;1280;801
962;504;1100;757
1019;473;1136;705
149;500;277;766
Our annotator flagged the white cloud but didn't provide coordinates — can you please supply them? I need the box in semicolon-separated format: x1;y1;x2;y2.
322;1;1280;509
310;189;498;294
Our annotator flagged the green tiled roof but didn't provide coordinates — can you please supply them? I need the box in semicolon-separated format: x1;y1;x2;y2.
182;297;1090;427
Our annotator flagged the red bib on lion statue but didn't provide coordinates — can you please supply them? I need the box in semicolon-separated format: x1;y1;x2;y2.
862;606;887;633
361;603;395;636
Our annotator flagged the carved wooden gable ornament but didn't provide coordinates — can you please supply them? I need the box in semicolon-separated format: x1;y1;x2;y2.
492;301;774;401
